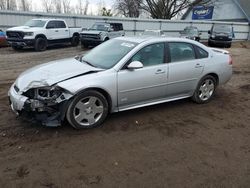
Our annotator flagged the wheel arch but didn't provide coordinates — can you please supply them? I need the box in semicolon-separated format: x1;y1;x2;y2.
205;73;219;86
73;32;80;37
76;87;112;113
35;34;47;40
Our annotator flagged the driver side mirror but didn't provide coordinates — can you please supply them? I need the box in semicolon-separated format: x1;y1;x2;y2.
208;30;211;34
127;61;143;70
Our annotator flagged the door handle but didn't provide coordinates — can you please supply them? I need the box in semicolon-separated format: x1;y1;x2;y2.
155;69;165;74
65;30;68;32
55;30;58;32
195;63;203;68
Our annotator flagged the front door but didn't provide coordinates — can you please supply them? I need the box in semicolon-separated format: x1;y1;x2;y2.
117;43;168;110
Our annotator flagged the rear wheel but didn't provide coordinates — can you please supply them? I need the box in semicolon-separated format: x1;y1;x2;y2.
35;38;47;51
81;43;88;49
192;75;216;104
66;90;109;129
71;35;79;46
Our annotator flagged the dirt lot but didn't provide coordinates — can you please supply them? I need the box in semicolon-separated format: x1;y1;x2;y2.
0;42;250;188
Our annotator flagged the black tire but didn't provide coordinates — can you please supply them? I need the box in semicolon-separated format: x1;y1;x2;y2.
81;43;88;49
208;40;213;47
34;38;47;51
71;35;79;46
192;75;217;104
12;46;23;51
66;90;109;129
226;43;231;48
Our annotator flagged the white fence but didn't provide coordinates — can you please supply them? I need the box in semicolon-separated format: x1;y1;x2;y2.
0;10;249;41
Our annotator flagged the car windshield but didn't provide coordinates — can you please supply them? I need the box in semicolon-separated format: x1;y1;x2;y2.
90;23;109;31
213;25;231;33
183;27;198;35
81;39;138;69
24;20;46;27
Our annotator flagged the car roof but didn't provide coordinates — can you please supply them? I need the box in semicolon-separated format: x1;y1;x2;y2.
32;18;64;21
115;36;199;44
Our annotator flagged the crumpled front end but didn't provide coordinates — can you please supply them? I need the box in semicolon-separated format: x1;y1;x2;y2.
8;83;73;127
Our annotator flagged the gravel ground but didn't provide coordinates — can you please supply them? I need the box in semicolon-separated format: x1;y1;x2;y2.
0;42;250;188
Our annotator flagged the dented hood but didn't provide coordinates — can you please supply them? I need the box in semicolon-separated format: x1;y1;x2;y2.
16;58;102;92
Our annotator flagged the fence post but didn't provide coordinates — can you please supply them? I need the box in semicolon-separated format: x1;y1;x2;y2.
133;20;137;36
248;22;250;40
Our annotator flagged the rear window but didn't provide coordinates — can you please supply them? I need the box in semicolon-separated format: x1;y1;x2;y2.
195;46;209;59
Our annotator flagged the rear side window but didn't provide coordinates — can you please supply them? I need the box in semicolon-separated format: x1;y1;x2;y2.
111;23;123;31
56;21;66;28
195;46;209;59
168;42;196;62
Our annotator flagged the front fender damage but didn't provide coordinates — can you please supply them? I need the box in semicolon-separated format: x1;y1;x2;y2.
20;86;73;127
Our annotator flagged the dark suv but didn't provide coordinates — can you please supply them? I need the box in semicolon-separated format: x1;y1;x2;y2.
208;24;234;48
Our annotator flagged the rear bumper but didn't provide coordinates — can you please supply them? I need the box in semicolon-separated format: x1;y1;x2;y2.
7;38;35;47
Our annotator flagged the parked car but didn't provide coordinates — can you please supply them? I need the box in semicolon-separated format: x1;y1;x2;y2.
208;24;234;48
8;37;232;129
6;19;82;51
0;29;8;47
141;30;165;36
180;26;201;41
80;22;125;48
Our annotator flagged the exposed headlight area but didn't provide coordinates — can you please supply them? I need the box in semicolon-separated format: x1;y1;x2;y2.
24;32;34;36
23;86;73;112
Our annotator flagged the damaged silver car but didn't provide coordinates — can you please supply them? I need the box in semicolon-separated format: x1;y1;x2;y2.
9;37;232;129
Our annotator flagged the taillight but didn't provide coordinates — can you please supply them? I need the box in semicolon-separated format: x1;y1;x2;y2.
229;55;233;65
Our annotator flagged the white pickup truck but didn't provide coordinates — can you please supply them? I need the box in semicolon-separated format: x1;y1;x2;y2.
6;19;82;51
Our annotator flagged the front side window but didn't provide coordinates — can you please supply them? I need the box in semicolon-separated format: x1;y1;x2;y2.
130;43;165;67
81;39;138;69
46;21;57;29
169;42;196;62
56;21;66;28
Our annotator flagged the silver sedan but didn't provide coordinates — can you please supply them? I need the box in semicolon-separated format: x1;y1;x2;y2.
8;37;232;129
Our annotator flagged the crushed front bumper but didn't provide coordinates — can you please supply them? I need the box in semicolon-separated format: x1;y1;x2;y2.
7;38;35;47
8;84;70;127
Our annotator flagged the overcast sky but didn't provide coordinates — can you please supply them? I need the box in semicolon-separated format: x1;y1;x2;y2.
33;0;115;14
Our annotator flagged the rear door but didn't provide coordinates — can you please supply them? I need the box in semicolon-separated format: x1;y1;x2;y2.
117;42;168;109
166;42;208;97
45;21;58;40
55;21;69;39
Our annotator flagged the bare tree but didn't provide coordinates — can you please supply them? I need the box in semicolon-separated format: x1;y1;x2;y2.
42;0;53;12
142;0;212;19
0;0;5;10
76;0;89;15
101;7;113;16
116;0;142;18
4;0;17;10
62;0;71;13
54;0;62;13
19;0;32;11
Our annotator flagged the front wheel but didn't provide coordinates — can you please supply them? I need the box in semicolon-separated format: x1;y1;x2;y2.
66;90;109;129
192;75;216;104
34;38;47;51
71;35;79;46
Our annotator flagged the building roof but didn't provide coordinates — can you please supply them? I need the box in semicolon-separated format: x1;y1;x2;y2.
234;0;250;22
181;0;250;22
